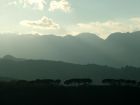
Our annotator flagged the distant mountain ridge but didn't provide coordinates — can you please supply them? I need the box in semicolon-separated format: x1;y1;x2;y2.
0;31;140;67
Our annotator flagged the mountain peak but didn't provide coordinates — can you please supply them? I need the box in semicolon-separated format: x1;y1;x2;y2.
77;33;99;38
2;55;25;61
106;31;140;41
3;55;17;60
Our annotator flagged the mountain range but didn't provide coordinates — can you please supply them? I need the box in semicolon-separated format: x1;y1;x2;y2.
0;31;140;67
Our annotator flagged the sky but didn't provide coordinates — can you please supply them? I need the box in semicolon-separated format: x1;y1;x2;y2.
0;0;140;38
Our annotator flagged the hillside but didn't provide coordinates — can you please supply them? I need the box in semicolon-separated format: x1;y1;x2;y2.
0;56;140;84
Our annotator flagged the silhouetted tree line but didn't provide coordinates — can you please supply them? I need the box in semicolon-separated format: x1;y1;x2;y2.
0;78;92;87
1;78;140;87
121;65;139;71
102;79;139;87
64;78;92;86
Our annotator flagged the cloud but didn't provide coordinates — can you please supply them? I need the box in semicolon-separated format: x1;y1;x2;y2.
8;1;18;6
49;0;71;12
20;16;60;29
8;0;72;12
21;0;47;10
77;21;133;37
131;17;140;23
66;18;140;38
130;17;140;26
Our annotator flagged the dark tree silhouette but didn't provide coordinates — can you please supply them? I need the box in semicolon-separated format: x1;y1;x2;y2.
55;79;61;85
64;78;92;86
102;79;137;87
29;79;61;86
102;79;116;86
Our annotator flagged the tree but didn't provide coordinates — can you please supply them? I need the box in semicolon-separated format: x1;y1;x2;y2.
30;79;61;87
64;78;92;86
102;79;137;87
102;79;116;86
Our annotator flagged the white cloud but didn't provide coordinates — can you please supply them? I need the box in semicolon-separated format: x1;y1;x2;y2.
66;18;140;38
131;17;140;23
8;1;18;6
77;21;133;37
20;16;60;29
129;17;140;31
130;17;140;26
49;0;71;12
8;0;72;12
21;0;46;10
